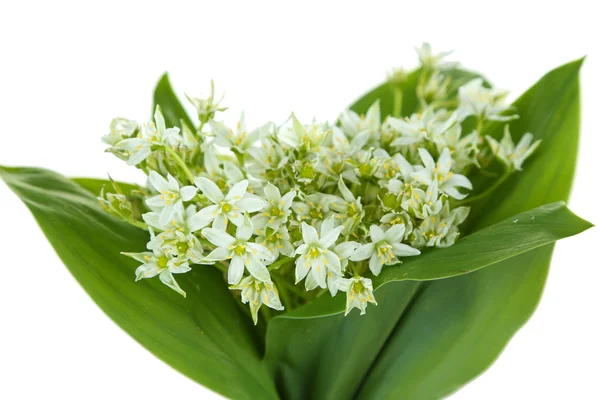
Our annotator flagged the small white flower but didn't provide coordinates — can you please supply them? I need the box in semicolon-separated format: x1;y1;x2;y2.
413;148;473;200
113;106;182;166
102;118;138;146
486;126;541;171
337;276;377;316
143;205;205;263
256;225;295;260
186;80;227;123
415;42;457;70
203;216;273;285
417;71;451;104
411;203;470;248
194;178;266;230
457;78;517;122
339;101;381;138
252;183;296;230
123;248;191;297
388;108;457;147
146;171;197;226
401;179;445;219
374;152;415;187
433;124;480;173
329;178;364;235
294;217;343;290
278;115;330;150
350;224;420;275
292;193;335;226
230;276;284;325
380;211;413;239
209;113;264;152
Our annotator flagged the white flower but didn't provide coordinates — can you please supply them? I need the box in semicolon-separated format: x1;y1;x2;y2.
329;178;364;235
209;113;264;152
230;276;284;325
411;203;470;248
415;42;457;70
433;124;480;173
417;71;451;104
294;217;343;290
252;183;296;230
194;178;266;230
388;108;457;147
350;224;420;275
146;171;197;225
278;115;330;150
374;152;415;187
123;248;191;297
337;276;377;316
186;80;227;123
413;148;472;200
142;205;205;263
486;126;541;171
102;118;137;146
339;101;381;138
256;225;295;260
401;179;445;219
380;211;413;239
203;216;273;285
292;193;336;226
457;78;517;122
113;106;182;166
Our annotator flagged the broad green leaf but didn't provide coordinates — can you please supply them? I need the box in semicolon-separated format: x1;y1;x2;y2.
153;73;195;130
356;59;585;399
0;166;278;400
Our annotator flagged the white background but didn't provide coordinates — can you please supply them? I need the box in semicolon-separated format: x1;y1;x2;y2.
0;1;598;399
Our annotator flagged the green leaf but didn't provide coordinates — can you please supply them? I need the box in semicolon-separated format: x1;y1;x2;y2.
72;177;141;196
356;59;586;399
153;73;195;130
0;166;278;400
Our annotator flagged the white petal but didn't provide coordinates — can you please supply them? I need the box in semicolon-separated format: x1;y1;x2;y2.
418;148;436;171
149;171;169;192
236;217;254;241
369;225;385;242
384;224;406;243
188;205;218;232
369;253;384;275
318;226;343;249
225;180;249;202
295;254;310;283
392;243;421;257
349;243;375;261
228;256;245;285
301;222;319;244
281;191;296;209
159;270;186;297
180;186;198;201
202;228;236;247
246;255;271;283
237;194;267;213
323;250;342;275
263;183;281;202
334;241;360;259
195;177;224;203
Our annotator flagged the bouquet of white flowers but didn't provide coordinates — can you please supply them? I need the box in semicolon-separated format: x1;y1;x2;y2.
1;44;592;399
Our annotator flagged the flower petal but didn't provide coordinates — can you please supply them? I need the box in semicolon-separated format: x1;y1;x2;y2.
195;177;224;203
202;228;236;248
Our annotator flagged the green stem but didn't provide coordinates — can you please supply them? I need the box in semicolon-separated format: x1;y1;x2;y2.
457;170;512;206
277;278;312;300
164;146;196;184
392;88;403;118
128;219;149;230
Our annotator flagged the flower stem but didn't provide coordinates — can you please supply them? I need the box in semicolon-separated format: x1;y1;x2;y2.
392;88;403;118
164;145;196;184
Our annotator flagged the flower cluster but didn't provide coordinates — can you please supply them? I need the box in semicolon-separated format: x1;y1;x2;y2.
101;43;541;322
